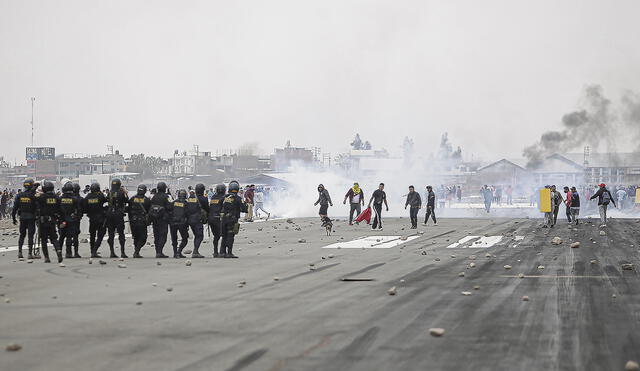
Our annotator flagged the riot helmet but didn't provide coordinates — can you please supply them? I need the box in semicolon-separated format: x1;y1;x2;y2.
228;181;240;193
90;183;101;192
42;181;55;193
215;184;226;195
195;183;205;196
62;182;74;193
137;184;147;196
111;178;122;192
157;182;167;193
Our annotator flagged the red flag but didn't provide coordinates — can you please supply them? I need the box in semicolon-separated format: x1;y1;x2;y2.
355;207;372;224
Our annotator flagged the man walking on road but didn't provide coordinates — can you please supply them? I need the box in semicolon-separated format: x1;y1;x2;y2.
480;185;492;213
405;185;421;229
590;183;616;227
423;185;437;226
343;182;365;225
368;183;388;230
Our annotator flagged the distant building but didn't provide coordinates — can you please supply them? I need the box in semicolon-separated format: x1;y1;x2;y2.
475;159;530;186
56;151;126;179
271;142;314;171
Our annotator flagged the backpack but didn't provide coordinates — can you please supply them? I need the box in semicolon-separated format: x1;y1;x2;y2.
602;191;611;205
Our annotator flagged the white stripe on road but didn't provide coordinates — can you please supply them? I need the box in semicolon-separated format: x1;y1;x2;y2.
322;235;420;249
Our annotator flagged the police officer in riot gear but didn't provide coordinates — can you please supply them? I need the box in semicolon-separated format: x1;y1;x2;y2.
36;181;64;263
208;183;226;258
59;182;82;258
150;181;171;258
128;184;151;258
12;178;38;259
186;183;209;258
106;178;128;258
220;180;247;258
168;189;189;258
83;182;107;258
72;183;83;255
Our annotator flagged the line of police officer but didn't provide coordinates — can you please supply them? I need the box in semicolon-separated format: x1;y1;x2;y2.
12;177;248;263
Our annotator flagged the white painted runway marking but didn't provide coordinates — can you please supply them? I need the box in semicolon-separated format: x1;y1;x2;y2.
322;235;420;249
447;236;479;248
447;235;524;248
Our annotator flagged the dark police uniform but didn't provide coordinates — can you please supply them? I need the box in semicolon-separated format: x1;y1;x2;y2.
128;194;151;258
168;196;188;258
12;189;37;259
150;191;172;258
59;190;82;258
186;194;209;258
220;192;248;258
83;190;107;258
106;189;128;258
208;193;225;257
36;191;64;263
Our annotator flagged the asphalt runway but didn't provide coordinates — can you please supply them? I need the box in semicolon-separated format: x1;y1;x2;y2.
1;216;640;371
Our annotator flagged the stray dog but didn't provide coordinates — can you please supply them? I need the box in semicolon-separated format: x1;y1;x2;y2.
322;217;333;236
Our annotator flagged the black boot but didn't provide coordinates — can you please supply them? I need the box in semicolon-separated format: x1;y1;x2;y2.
65;246;73;259
191;246;204;258
156;247;169;258
42;246;51;263
109;245;118;258
120;246;128;259
18;247;24;259
225;247;238;258
73;246;81;259
56;248;63;263
213;245;220;258
172;246;179;259
27;246;34;260
133;245;143;258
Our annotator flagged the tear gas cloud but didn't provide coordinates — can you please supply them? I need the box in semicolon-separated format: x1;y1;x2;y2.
523;85;640;169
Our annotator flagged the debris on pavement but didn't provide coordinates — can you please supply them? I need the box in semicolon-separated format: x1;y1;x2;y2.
504;265;512;270
570;242;580;248
5;343;22;352
185;260;192;266
461;291;472;296
388;286;397;295
625;360;640;371
429;328;445;337
622;264;635;270
551;237;563;245
522;296;530;301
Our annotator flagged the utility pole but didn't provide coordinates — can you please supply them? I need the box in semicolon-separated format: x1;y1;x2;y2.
30;97;35;146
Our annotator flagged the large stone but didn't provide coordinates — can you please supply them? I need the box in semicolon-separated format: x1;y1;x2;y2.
626;361;640;371
504;265;512;270
570;242;580;248
387;286;397;296
185;260;192;267
461;291;472;296
622;264;635;271
429;328;445;337
599;230;606;236
551;237;563;245
5;343;21;351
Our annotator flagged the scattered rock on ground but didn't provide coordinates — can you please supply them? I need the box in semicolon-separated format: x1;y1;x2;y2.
522;296;530;301
5;343;22;352
458;272;465;277
625;360;640;371
570;242;580;248
504;265;512;270
298;239;306;243
518;273;525;278
622;264;635;270
185;260;192;266
117;264;126;268
461;291;472;296
166;287;173;292
388;286;397;296
99;260;107;265
551;237;563;245
429;328;445;337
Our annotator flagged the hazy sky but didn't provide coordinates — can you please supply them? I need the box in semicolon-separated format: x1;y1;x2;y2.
2;0;640;164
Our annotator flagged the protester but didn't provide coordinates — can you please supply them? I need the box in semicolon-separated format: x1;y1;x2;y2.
590;183;616;227
405;185;421;229
343;182;365;226
570;186;580;225
368;183;388;230
423;185;437;226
